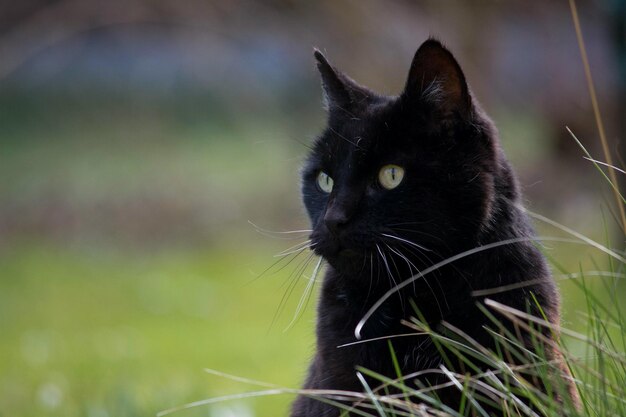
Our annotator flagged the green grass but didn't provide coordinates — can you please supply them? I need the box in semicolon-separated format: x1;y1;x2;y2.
0;241;318;417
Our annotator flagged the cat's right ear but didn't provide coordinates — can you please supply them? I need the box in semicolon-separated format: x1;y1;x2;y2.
313;49;371;116
402;39;471;120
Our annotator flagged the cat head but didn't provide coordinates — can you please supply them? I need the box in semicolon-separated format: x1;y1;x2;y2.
302;39;508;274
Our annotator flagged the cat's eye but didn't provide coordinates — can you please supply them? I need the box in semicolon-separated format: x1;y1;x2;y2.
316;171;334;193
378;165;405;190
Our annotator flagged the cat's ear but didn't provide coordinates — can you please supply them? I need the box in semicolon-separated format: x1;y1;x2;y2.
313;49;372;116
402;39;471;118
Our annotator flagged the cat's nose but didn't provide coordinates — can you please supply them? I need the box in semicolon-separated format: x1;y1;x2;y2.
324;206;349;234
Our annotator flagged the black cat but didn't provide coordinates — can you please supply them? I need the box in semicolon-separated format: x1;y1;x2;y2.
289;39;577;416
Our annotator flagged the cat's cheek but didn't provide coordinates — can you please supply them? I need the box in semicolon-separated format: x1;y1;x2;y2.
476;173;496;228
365;185;380;199
301;182;329;221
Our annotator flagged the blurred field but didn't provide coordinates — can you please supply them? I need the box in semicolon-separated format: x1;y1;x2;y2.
0;241;318;417
0;100;323;416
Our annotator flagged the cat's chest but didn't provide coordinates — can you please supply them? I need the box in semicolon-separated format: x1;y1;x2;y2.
319;288;420;351
336;332;439;382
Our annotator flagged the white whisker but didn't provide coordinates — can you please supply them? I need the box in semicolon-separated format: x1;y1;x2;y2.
381;233;432;252
248;220;312;240
385;244;444;319
376;244;403;310
270;251;316;330
274;240;313;257
284;257;324;332
355;236;587;340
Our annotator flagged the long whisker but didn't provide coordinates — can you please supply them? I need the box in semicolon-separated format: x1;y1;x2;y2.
386;244;444;319
384;244;405;313
387;227;447;246
388;240;451;311
246;242;311;285
272;246;314;278
375;244;393;286
384;244;417;292
270;251;316;330
275;244;314;258
381;233;432;252
383;232;457;312
279;250;315;290
284;257;324;332
355;236;584;340
274;240;313;257
248;220;312;235
376;244;403;310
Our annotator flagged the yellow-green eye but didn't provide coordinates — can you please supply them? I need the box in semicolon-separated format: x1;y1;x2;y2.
378;165;405;190
317;171;334;193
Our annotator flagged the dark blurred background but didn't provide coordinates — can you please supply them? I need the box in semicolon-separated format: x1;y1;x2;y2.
0;1;623;416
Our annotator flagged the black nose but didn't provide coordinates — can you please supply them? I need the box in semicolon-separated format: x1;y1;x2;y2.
324;206;349;234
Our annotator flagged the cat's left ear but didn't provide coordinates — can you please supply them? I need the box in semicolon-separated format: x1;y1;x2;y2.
402;39;471;119
313;48;373;117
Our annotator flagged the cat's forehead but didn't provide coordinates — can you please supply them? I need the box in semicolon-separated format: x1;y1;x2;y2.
316;121;379;165
316;102;412;164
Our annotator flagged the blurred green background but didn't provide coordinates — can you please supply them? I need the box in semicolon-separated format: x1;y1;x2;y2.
0;1;624;416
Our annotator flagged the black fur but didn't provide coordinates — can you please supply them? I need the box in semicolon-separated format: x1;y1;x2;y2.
290;39;574;416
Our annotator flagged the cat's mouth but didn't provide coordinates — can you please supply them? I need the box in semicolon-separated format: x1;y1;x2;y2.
311;234;365;262
316;246;364;269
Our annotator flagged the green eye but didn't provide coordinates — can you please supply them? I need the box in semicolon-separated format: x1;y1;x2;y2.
379;165;405;190
317;171;334;193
